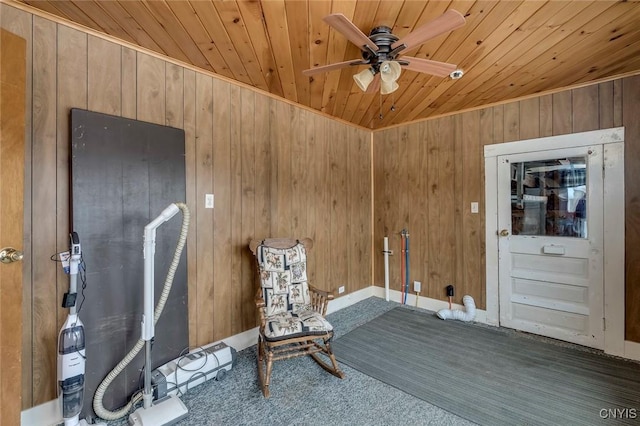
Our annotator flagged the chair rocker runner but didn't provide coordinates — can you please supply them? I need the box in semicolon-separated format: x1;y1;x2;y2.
249;238;345;397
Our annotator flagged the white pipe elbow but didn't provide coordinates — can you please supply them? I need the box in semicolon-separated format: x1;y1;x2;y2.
437;295;476;322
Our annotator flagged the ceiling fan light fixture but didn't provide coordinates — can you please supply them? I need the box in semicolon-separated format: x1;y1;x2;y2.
379;61;401;83
353;68;376;91
380;79;399;95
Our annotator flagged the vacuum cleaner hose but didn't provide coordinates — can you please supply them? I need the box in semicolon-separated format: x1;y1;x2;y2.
93;203;190;421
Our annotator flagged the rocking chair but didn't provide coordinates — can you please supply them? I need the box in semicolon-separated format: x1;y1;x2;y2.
249;237;345;397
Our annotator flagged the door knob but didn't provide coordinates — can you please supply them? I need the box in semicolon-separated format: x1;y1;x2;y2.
0;247;24;264
499;229;509;237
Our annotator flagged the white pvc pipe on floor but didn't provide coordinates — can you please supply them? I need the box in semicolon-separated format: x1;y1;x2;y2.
437;295;476;322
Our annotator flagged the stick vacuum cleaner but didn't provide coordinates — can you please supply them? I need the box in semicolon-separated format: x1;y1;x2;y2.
57;232;105;426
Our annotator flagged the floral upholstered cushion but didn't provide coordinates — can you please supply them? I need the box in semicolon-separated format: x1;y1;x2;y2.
257;243;333;340
263;308;333;341
257;243;310;316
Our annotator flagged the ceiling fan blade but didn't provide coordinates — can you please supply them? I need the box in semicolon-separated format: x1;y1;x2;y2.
400;56;457;77
365;74;381;94
303;59;364;76
324;13;379;52
391;10;466;53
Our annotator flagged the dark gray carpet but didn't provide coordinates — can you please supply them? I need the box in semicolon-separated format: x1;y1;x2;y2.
332;307;640;426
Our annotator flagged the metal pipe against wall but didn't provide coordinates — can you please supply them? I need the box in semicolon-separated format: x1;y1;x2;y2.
383;237;390;301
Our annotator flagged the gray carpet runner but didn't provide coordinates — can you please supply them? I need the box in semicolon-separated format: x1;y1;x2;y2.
333;307;640;425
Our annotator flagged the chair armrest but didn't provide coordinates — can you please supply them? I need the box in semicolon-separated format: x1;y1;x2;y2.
309;284;333;316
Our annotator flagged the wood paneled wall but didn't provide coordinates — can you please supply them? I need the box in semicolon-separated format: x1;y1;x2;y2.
373;76;640;342
0;4;372;409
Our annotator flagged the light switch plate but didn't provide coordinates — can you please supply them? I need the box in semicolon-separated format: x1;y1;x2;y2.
205;194;214;209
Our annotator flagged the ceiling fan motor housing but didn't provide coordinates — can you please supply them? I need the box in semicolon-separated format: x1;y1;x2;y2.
363;26;400;71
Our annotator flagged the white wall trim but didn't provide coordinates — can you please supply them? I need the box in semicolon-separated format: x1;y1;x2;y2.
603;142;625;357
624;340;640;361
484;127;625;358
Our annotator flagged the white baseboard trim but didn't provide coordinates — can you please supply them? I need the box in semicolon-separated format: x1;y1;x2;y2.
624;340;640;361
327;285;377;315
21;397;61;426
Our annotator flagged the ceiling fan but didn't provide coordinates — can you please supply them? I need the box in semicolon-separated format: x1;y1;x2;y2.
303;10;466;95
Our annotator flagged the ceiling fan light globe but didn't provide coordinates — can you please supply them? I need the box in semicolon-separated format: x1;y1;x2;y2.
380;61;401;82
353;68;375;92
380;80;399;95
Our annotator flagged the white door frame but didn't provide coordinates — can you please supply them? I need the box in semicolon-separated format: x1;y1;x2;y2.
484;127;625;357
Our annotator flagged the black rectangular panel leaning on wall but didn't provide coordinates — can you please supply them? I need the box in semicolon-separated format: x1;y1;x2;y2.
70;108;188;418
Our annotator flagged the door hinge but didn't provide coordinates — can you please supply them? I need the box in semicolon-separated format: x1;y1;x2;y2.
602;317;606;331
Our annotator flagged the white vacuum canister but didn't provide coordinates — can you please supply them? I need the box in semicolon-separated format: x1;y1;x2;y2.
58;314;86;423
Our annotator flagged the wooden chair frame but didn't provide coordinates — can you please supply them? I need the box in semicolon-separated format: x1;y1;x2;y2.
249;237;345;397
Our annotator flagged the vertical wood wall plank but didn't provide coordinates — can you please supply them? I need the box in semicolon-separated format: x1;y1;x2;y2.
539;94;553;137
274;101;292;237
194;73;214;346
519;97;540;140
478;107;493;304
406;123;423;294
493;105;504;144
572;85;599;133
31;15;58;405
239;88;256;331
503;102;520;142
228;84;242;336
426;121;440;299
552;91;572;135
312;113;331;289
121;47;137;119
183;69;197;345
87;36;121;116
613;79;623;127
290;106;306;238
56;25;87;338
453;115;464;295
212;78;232;340
598;81;614;129
136;53;165;125
462;111;482;304
304;112;317;284
254;93;271;244
165;63;184;128
330;122;349;293
418;123;429;296
439;117;456;294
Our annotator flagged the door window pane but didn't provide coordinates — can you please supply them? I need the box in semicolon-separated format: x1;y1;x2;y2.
511;156;587;238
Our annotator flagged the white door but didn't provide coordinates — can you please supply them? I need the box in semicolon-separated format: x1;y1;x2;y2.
497;145;604;349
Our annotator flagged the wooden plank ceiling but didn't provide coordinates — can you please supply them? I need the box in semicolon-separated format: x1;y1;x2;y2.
16;0;640;129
